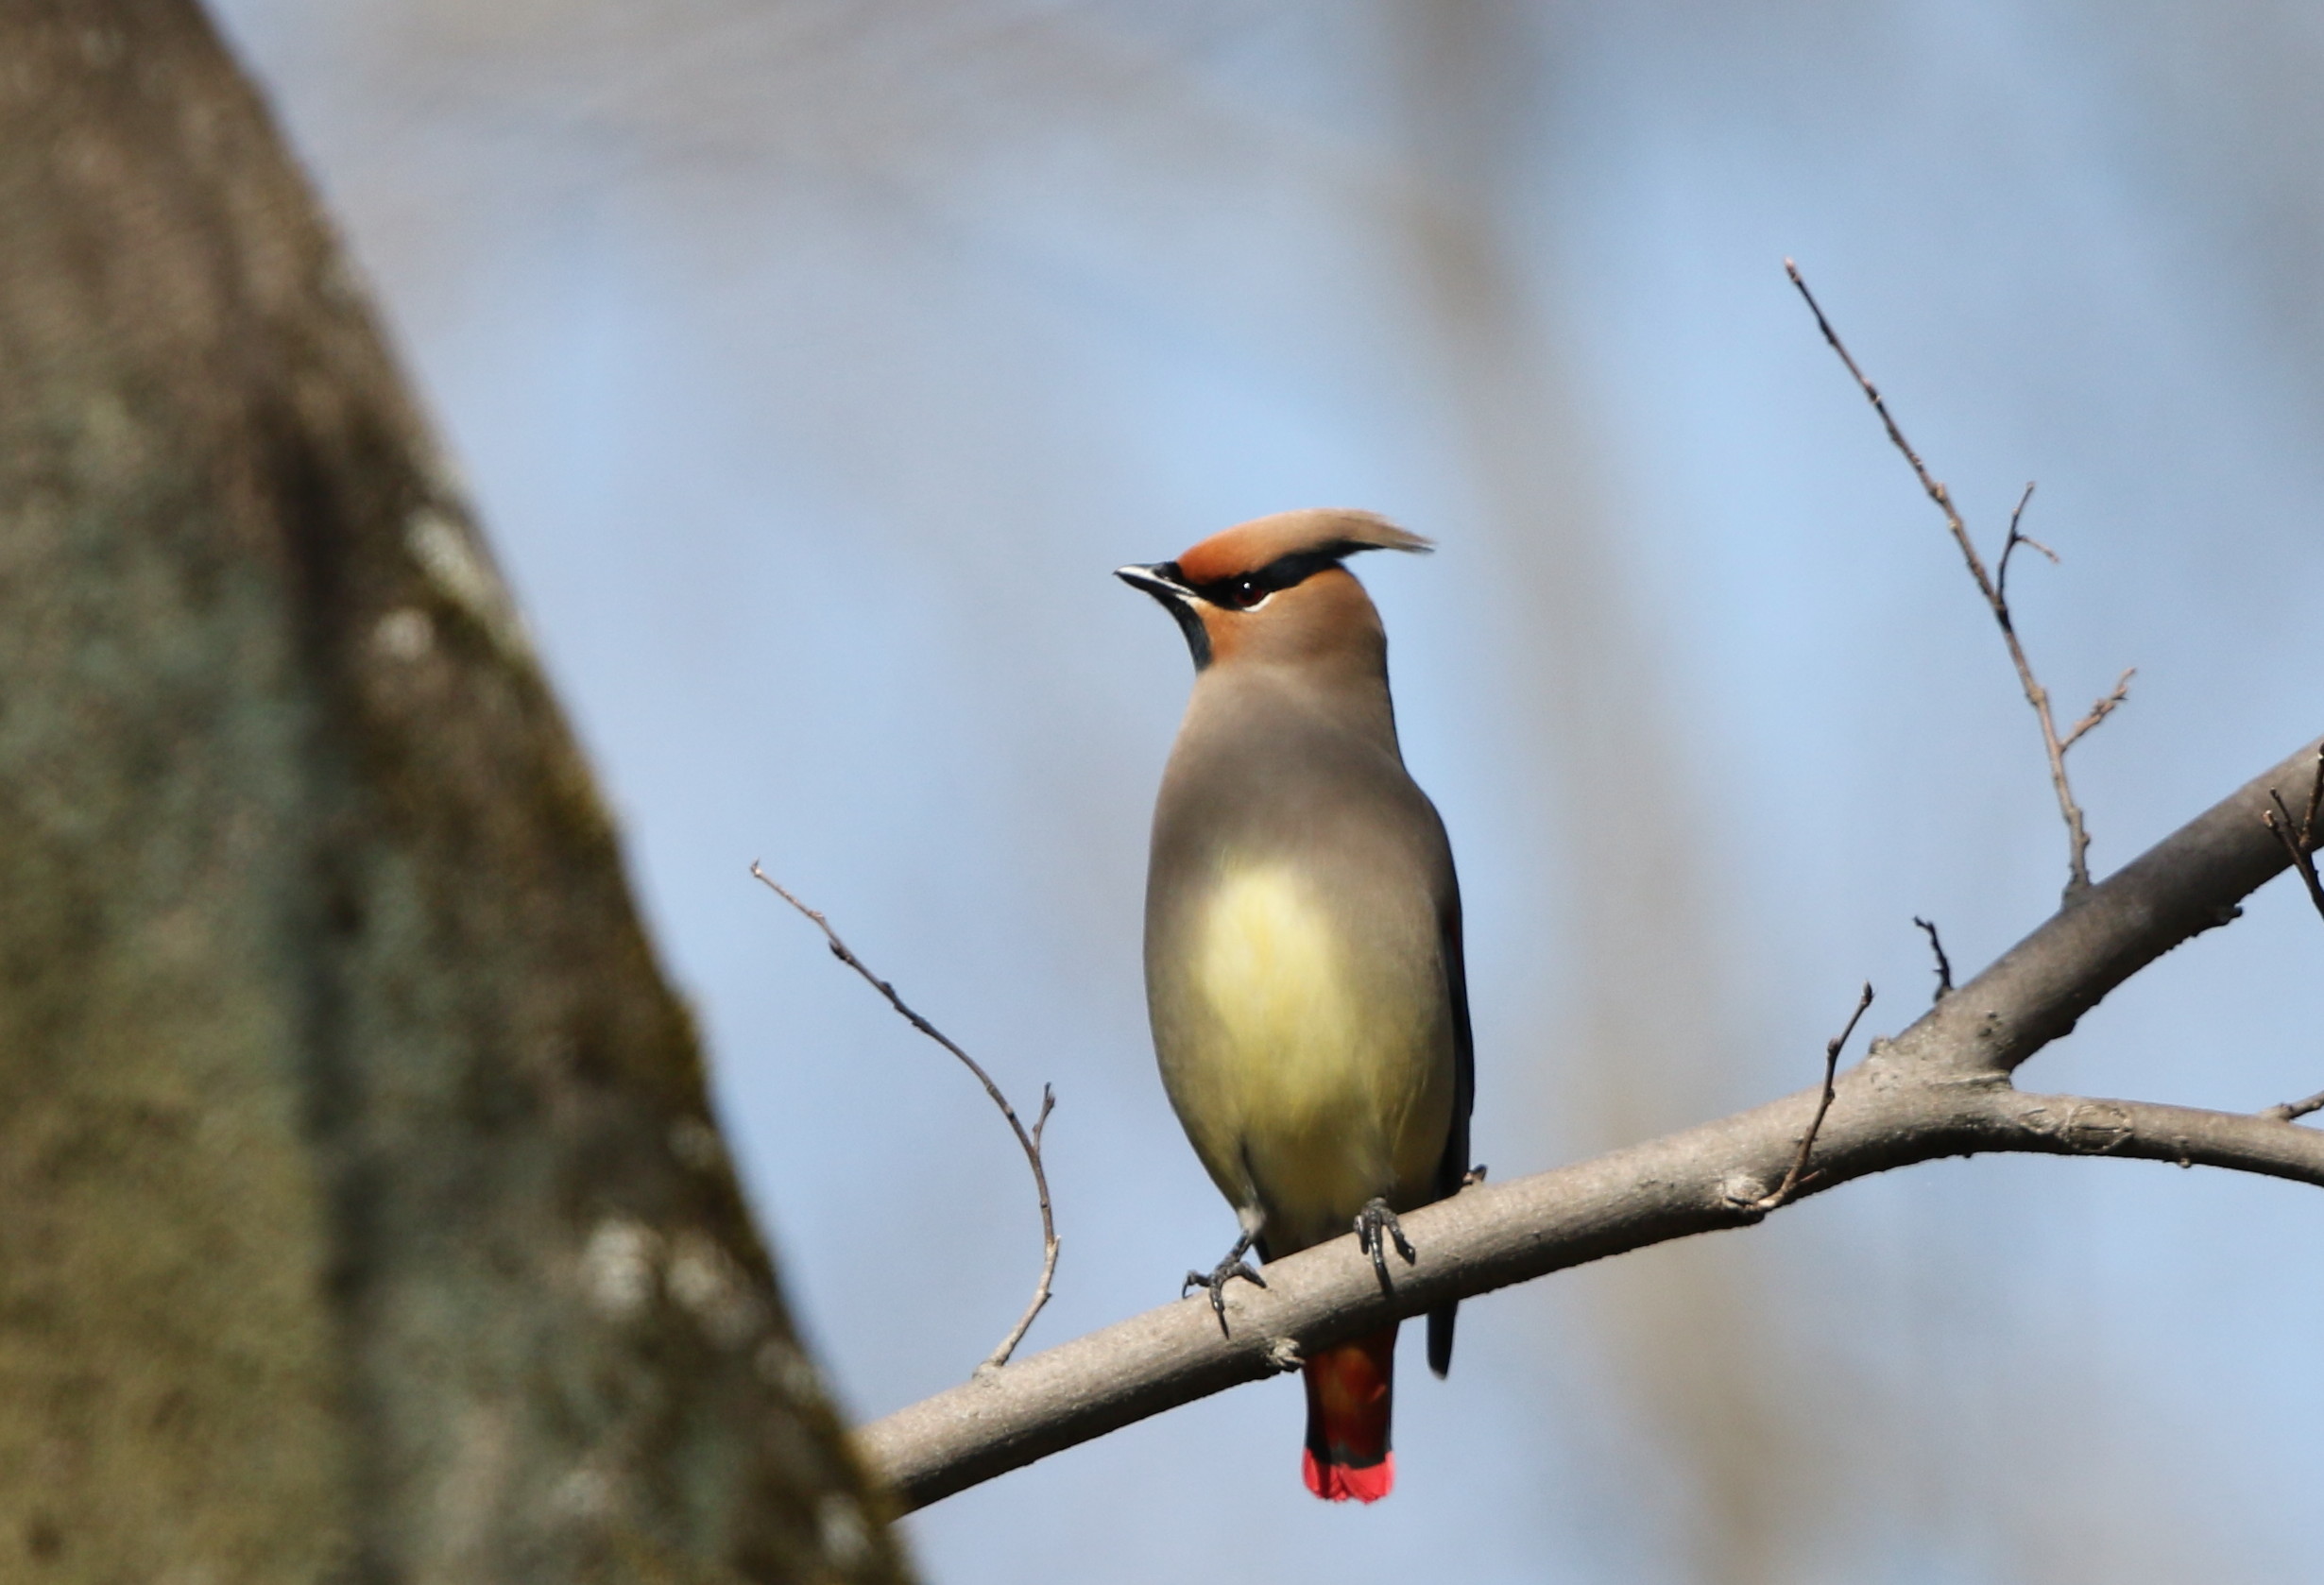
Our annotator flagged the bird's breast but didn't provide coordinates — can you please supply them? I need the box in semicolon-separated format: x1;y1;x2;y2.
1153;858;1451;1246
1191;863;1359;1091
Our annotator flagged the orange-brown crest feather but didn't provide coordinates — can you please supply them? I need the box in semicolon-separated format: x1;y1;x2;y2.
1174;508;1430;585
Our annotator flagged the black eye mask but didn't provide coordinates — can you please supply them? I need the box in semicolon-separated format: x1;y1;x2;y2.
1175;545;1358;611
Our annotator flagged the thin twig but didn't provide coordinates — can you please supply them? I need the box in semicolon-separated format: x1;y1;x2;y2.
1787;260;2130;900
2259;745;2324;929
2261;797;2324;926
1911;916;1954;1003
2262;1088;2324;1124
1993;481;2057;607
2060;669;2136;754
751;863;1059;1372
1753;981;1875;1211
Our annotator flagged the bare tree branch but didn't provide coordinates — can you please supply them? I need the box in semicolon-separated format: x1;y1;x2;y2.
2298;744;2324;844
855;735;2322;1511
1751;982;1874;1212
2059;668;2136;754
752;865;1060;1372
1994;483;2059;602
1786;262;2130;900
1912;916;1955;1002
2261;1088;2324;1124
2258;745;2324;1121
2260;744;2324;929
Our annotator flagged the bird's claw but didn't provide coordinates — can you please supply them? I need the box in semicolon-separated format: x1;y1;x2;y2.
1183;1226;1267;1336
1355;1197;1416;1289
1183;1255;1267;1336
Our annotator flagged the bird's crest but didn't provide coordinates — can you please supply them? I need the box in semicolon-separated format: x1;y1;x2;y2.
1173;509;1431;587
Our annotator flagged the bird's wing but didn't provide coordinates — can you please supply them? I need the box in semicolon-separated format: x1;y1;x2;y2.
1427;888;1473;1378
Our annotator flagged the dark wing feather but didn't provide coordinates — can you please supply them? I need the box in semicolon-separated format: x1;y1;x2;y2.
1426;890;1475;1378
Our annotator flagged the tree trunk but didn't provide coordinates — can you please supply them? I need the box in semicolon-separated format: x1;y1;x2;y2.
0;3;906;1579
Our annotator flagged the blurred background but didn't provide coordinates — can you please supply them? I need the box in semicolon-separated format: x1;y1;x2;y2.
200;3;2323;1580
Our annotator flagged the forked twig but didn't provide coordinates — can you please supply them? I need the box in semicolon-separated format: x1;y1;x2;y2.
1787;261;2131;900
1752;981;1875;1212
1911;915;1954;1003
752;863;1059;1371
1994;484;2059;605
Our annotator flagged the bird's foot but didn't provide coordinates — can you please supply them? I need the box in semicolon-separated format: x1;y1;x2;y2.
1182;1231;1266;1336
1354;1198;1417;1290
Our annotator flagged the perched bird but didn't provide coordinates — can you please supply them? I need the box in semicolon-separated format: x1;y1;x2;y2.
1117;508;1474;1504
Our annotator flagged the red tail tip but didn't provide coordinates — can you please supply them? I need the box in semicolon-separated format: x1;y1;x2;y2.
1302;1448;1394;1503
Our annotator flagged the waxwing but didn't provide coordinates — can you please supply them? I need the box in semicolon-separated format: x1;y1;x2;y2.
1118;507;1474;1503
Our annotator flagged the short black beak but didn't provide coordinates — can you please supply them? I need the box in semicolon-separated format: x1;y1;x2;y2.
1113;563;1191;603
1115;562;1212;670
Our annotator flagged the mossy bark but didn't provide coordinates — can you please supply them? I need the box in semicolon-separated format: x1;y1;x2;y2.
0;3;907;1579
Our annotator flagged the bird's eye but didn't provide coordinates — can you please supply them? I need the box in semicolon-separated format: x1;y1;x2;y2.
1226;575;1266;609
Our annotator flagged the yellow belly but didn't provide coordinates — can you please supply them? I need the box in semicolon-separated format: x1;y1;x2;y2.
1164;862;1448;1252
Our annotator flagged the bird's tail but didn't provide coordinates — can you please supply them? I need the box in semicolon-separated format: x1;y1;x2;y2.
1300;1324;1398;1502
